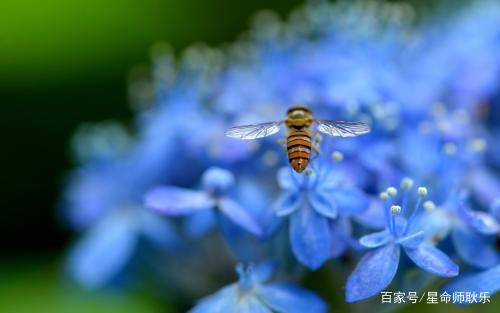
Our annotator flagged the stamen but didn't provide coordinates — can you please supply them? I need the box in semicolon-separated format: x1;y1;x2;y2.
418;187;428;197
400;178;414;191
423;200;436;211
390;205;402;215
387;187;398;197
389;205;401;236
443;142;457;155
469;138;487;152
379;191;389;200
332;151;344;162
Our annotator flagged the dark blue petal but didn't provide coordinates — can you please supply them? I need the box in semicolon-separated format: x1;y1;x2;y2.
289;206;332;269
69;214;137;288
404;243;459;277
443;265;500;299
189;285;238;313
250;261;275;284
145;186;215;215
274;192;303;217
309;192;338;218
452;225;499;269
257;283;327;313
219;198;263;236
359;230;392;248
331;187;369;215
346;243;400;302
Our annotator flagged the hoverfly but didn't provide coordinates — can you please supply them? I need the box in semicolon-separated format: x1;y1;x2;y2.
225;105;370;173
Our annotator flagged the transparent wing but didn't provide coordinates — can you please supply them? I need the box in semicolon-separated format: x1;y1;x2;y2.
225;121;282;140
316;120;371;137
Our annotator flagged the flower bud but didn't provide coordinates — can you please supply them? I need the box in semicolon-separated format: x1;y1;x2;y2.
332;151;344;162
379;191;389;200
423;200;436;211
400;178;414;190
418;187;428;197
387;187;398;197
390;205;401;215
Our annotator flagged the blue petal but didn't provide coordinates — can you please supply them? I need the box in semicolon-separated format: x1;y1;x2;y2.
184;209;216;238
257;283;327;313
359;230;392;248
250;261;275;284
69;214;137;289
331;187;369;215
396;231;425;249
138;210;180;248
145;186;215;215
219;198;263;236
236;297;272;313
330;217;352;258
452;225;499;269
409;209;452;244
353;197;386;229
289;206;332;269
201;167;235;196
309;192;338;218
274;192;303;217
346;243;400;302
404;243;459;277
492;198;500;221
459;205;499;235
443;265;500;298
277;167;297;190
189;285;238;313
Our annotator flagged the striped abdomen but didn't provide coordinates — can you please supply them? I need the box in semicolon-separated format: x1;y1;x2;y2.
286;130;311;173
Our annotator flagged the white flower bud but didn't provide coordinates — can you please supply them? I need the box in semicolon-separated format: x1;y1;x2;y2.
387;187;398;197
423;200;436;211
332;151;344;162
400;178;414;190
443;142;457;155
390;205;401;215
470;138;487;152
379;192;389;200
418;187;428;197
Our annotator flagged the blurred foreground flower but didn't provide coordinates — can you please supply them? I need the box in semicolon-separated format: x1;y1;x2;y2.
189;262;327;313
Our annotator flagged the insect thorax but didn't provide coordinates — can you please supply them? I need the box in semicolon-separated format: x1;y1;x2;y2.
285;106;313;130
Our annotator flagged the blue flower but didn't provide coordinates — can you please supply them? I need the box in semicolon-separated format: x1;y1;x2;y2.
443;264;500;304
65;161;179;289
346;181;459;302
189;262;327;313
145;167;263;236
274;165;368;269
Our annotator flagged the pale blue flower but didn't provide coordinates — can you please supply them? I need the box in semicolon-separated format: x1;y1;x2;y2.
274;166;368;269
145;167;263;236
346;183;459;302
189;262;327;313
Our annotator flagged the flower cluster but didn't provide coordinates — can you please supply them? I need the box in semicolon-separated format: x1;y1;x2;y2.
60;0;500;311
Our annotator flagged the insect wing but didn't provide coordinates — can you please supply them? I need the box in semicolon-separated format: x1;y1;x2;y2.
316;120;371;137
225;121;282;140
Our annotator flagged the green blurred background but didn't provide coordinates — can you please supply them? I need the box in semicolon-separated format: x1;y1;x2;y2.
0;0;496;312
